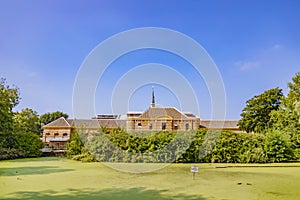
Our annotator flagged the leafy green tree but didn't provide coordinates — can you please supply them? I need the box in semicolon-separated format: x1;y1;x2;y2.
0;78;20;134
0;78;44;160
264;129;294;162
238;87;283;133
13;108;41;135
66;130;84;159
270;73;300;158
14;131;44;157
40;111;68;126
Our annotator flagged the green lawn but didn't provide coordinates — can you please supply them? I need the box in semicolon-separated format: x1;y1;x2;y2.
1;157;300;200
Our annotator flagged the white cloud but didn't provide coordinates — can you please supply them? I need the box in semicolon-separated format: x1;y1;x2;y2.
271;44;282;50
235;60;261;71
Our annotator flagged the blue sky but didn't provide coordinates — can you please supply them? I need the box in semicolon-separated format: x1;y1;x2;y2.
1;0;300;119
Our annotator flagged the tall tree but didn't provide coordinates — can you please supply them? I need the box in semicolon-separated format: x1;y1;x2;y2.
270;73;300;157
238;87;283;133
13;108;41;135
40;111;68;126
0;78;19;134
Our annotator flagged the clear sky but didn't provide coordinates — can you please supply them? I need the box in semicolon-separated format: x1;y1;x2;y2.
1;0;300;120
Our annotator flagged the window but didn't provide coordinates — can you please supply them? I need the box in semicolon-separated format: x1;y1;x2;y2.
46;133;50;136
149;123;153;130
174;123;178;130
54;133;59;137
63;133;68;137
185;123;189;131
162;122;166;130
138;122;142;128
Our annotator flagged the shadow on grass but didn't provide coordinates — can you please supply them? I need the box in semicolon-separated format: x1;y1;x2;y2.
9;187;207;200
0;166;74;176
1;157;65;163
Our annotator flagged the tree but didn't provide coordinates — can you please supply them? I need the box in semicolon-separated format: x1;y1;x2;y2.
14;131;44;157
264;129;294;162
238;87;283;133
270;73;300;158
0;78;44;160
0;78;19;134
13;108;41;135
40;111;68;126
66;130;84;159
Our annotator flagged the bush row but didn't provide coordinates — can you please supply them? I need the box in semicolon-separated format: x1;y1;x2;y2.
0;132;44;160
67;128;298;163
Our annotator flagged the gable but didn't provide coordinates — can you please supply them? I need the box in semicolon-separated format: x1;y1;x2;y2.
139;107;189;119
43;117;71;127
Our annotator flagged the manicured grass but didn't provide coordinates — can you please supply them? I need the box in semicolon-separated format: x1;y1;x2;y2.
1;157;300;200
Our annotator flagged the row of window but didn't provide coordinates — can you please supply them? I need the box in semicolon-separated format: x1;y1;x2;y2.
137;122;190;130
45;132;68;137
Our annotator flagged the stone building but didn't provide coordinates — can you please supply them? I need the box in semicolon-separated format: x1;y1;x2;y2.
42;88;239;152
126;88;200;131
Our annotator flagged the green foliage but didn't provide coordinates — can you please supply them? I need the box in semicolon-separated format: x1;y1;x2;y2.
264;129;294;162
40;111;68;126
285;72;300;110
66;130;84;159
269;73;300;159
0;78;20;133
13;108;41;135
68;128;294;163
0;132;44;160
199;131;266;163
0;78;45;160
238;87;283;133
14;132;44;157
65;129;96;162
71;147;97;162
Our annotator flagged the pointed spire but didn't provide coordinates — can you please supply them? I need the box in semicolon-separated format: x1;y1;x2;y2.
151;86;155;108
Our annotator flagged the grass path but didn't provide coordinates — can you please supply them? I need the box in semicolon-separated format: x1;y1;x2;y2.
1;157;300;200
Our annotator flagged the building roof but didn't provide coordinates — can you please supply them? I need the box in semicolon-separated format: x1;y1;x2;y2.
139;107;190;119
69;119;100;128
44;117;126;129
200;120;239;130
43;117;71;127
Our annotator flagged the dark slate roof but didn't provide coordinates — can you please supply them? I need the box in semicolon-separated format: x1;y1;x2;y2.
139;107;190;119
45;117;126;129
44;117;71;127
184;113;196;118
200;120;239;130
98;119;126;128
70;119;100;128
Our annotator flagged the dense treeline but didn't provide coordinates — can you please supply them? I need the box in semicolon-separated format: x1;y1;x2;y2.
0;78;68;160
238;72;300;159
67;128;297;163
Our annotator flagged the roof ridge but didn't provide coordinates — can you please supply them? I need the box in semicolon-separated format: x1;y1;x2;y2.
61;117;71;126
44;117;71;127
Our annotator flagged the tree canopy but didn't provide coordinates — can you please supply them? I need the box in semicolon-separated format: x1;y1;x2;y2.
13;108;41;135
40;111;68;126
238;87;283;133
0;78;20;134
0;78;68;160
